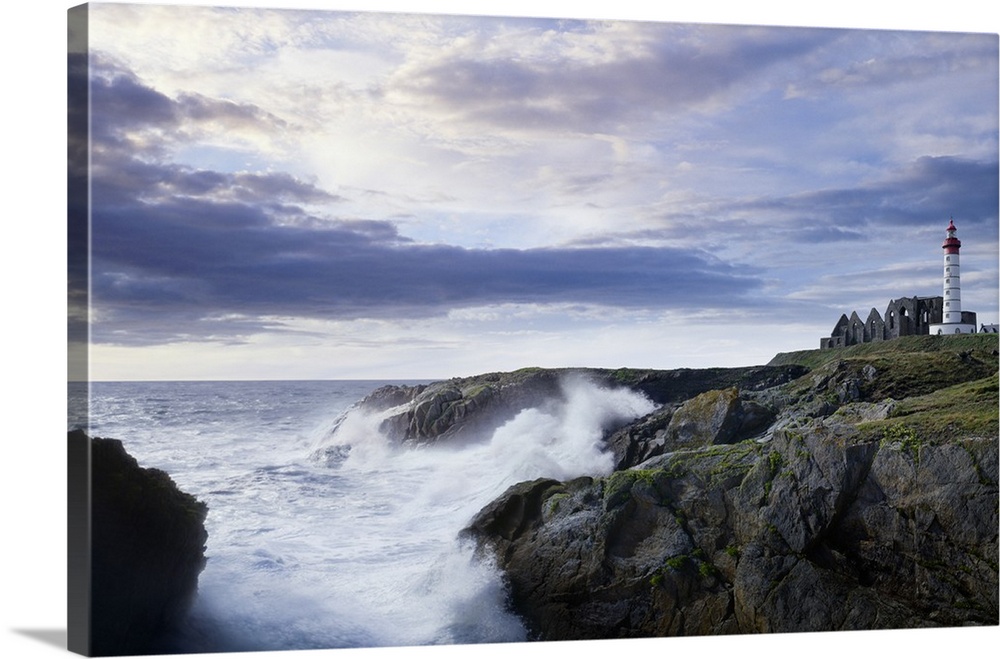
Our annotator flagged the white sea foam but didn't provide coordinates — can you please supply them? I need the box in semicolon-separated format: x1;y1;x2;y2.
88;375;655;652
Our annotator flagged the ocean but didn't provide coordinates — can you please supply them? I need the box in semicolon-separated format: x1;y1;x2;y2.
72;377;656;652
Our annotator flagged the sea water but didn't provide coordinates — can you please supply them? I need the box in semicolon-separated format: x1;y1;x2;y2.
77;376;656;652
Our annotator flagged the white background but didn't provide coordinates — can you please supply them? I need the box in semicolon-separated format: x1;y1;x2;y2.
2;1;997;658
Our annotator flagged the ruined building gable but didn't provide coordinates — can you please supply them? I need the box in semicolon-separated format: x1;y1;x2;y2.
819;219;979;349
865;308;885;343
821;296;944;349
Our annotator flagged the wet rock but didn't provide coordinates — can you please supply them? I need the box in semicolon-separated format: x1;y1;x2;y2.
363;364;805;447
466;423;998;638
464;339;1000;639
664;388;774;449
75;430;208;656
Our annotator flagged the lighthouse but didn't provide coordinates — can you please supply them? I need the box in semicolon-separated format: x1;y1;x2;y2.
928;218;977;335
819;217;982;348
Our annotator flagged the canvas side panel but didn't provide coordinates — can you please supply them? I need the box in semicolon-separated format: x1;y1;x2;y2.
67;4;92;656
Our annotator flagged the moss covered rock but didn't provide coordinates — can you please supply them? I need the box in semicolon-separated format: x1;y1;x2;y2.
464;335;999;639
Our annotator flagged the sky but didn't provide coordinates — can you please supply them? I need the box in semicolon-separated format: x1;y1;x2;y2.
0;2;998;658
70;0;999;380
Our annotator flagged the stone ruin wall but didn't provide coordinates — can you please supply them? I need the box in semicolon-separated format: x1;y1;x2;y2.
820;296;947;349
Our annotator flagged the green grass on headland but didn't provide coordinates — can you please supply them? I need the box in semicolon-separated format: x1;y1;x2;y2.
769;334;998;444
858;373;999;444
769;334;999;371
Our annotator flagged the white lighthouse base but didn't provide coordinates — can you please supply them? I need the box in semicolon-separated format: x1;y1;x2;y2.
928;323;977;335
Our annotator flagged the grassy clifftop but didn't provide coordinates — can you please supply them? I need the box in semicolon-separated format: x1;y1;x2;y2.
770;333;998;445
769;333;998;370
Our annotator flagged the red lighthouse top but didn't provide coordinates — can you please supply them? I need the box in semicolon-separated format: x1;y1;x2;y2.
943;218;961;254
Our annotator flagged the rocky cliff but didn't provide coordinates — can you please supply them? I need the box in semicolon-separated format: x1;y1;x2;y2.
351;363;807;447
74;430;209;656
460;334;999;638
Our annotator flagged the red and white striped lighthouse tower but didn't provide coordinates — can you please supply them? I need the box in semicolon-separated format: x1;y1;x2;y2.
929;218;977;335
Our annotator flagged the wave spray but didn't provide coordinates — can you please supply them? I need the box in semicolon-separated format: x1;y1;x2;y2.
109;376;656;651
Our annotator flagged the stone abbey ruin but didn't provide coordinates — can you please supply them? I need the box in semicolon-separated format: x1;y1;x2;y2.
819;295;974;349
819;219;988;349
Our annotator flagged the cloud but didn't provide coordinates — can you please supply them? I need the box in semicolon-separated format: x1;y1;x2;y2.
80;51;771;347
388;22;833;136
90;54;292;156
90;181;766;344
709;156;999;234
789;226;868;243
808;32;998;92
77;12;998;360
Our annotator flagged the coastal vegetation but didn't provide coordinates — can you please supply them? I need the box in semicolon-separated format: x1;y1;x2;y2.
457;334;998;638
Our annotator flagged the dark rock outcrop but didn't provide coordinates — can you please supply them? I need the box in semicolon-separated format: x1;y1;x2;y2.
603;364;808;407
359;364;806;446
359;368;565;444
604;388;774;471
75;430;208;656
463;335;999;639
465;421;998;638
605;408;675;471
